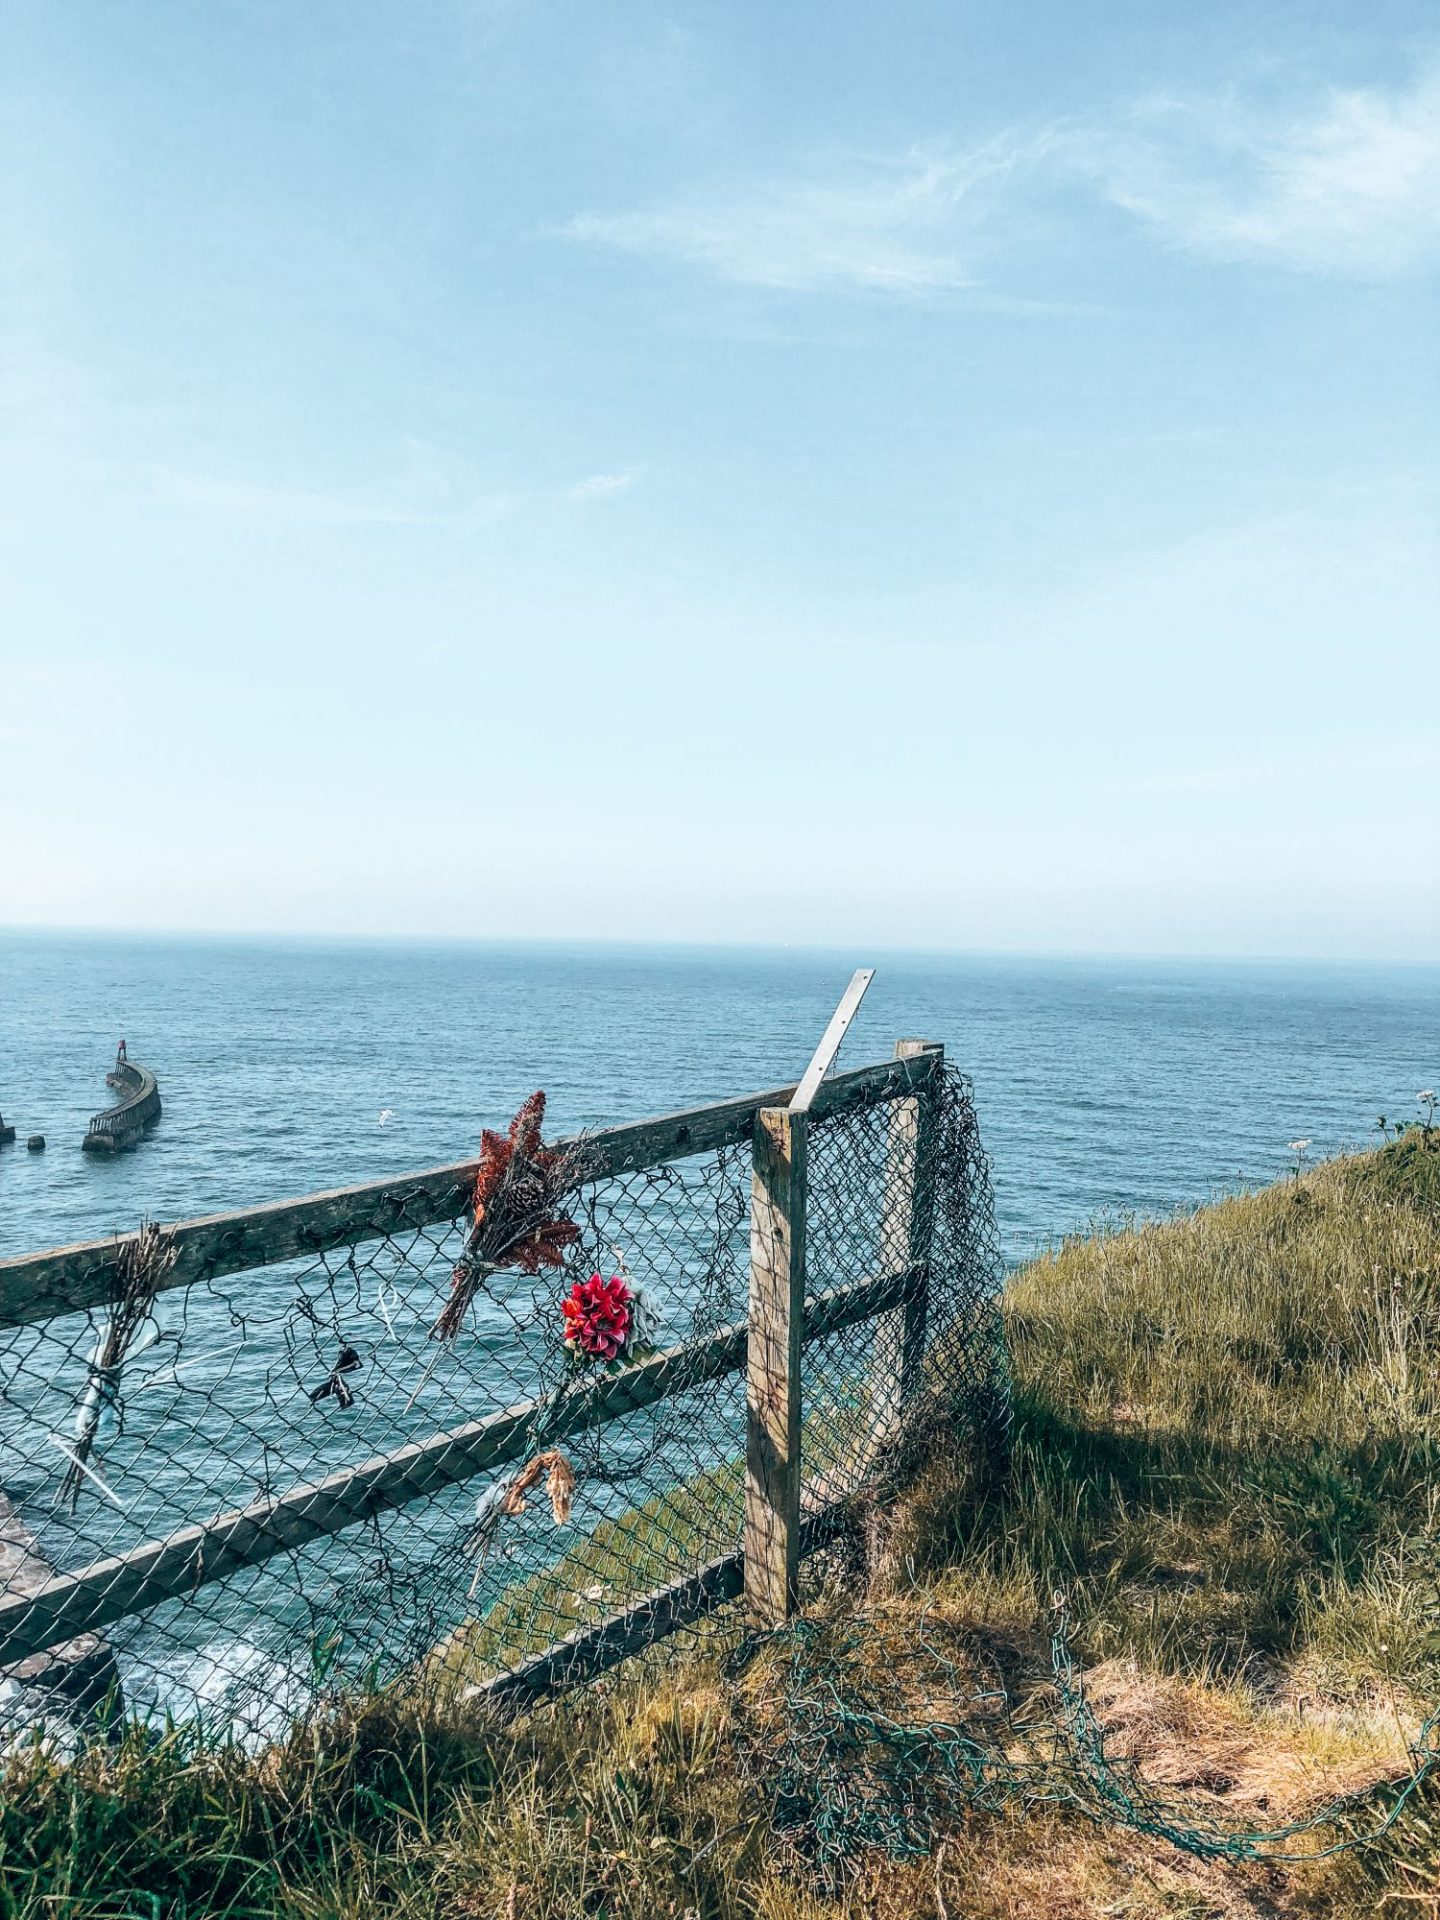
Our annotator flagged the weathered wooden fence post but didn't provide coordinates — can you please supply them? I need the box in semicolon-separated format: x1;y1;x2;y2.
745;1104;807;1627
870;1038;942;1446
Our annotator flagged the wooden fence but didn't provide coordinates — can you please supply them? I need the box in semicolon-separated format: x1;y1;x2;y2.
0;1042;944;1714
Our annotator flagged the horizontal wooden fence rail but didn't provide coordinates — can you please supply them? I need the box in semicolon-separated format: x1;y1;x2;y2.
475;1505;851;1719
0;1049;942;1332
0;1262;923;1672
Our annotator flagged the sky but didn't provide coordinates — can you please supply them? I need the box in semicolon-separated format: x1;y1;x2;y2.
1;1;1437;959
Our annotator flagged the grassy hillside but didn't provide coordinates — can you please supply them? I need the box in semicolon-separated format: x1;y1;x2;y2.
5;1131;1439;1919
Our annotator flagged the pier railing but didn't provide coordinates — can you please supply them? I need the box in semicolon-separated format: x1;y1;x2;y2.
83;1061;161;1147
0;1046;1004;1738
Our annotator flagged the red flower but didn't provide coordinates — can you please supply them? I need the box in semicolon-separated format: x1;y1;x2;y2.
562;1273;633;1362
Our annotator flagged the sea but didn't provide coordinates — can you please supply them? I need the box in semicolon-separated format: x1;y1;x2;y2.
1;934;1436;1266
1;934;1437;1733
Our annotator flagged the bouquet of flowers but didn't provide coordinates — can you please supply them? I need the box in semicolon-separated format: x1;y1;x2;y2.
434;1091;582;1341
561;1257;656;1369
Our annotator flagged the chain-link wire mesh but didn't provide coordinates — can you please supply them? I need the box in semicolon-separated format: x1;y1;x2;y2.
0;1062;1006;1749
723;1083;1440;1886
802;1061;1007;1517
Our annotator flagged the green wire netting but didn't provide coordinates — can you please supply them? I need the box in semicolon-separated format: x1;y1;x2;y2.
724;1600;1440;1888
722;1077;1440;1886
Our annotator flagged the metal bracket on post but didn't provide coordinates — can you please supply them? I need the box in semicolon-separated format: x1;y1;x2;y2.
744;968;874;1628
789;969;875;1118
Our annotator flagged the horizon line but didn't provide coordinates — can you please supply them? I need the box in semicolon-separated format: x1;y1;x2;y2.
0;922;1435;971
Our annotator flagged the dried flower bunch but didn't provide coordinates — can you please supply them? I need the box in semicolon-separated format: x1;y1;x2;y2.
435;1091;582;1341
58;1222;178;1509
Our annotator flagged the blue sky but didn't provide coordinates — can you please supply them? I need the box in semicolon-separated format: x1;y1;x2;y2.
2;1;1436;957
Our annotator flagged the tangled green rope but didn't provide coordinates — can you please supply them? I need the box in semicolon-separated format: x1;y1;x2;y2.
1047;1599;1440;1864
724;1600;1440;1888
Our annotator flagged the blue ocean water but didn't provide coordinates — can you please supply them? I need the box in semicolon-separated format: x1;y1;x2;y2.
2;934;1436;1265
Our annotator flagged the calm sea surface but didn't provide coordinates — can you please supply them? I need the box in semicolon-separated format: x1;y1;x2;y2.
2;935;1436;1264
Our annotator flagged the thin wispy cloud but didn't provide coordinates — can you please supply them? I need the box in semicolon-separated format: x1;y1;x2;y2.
562;134;1042;294
146;468;429;528
565;58;1440;292
1073;62;1440;276
141;463;642;531
1103;729;1440;800
565;467;645;501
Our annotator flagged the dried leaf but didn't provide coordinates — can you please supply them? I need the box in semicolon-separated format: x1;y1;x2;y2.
500;1454;547;1516
541;1449;576;1526
494;1449;576;1526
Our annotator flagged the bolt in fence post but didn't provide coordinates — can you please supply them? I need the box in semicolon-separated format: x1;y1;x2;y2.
745;1104;807;1628
870;1039;942;1449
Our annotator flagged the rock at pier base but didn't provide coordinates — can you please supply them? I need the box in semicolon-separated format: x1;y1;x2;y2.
26;1134;44;1152
0;1493;124;1736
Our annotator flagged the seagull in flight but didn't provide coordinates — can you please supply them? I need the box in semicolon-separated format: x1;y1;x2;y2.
378;1108;395;1127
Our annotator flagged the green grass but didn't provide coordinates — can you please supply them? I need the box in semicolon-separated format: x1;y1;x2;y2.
5;1131;1440;1919
436;1456;744;1687
910;1135;1440;1696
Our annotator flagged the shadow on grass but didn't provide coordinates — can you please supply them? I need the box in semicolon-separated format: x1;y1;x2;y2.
901;1385;1440;1686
